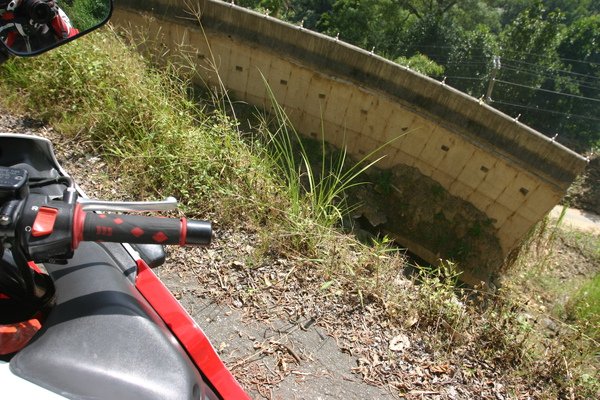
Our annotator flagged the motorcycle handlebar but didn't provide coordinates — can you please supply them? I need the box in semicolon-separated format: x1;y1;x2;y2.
73;208;212;249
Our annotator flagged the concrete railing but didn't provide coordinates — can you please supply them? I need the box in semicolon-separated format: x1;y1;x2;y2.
112;0;588;284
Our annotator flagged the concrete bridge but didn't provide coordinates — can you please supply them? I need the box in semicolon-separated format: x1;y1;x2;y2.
113;0;587;285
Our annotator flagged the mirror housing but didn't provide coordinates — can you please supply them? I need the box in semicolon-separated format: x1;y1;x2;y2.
0;0;112;56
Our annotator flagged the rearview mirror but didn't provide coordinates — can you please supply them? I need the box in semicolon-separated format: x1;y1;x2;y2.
0;0;112;56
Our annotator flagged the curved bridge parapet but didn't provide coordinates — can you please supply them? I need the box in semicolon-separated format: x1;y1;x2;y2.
113;0;587;284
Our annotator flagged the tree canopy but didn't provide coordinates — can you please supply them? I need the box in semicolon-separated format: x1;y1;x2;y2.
238;0;600;152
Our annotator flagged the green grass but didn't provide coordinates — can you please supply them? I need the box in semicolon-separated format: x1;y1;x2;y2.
61;0;112;32
561;230;600;335
568;273;600;341
0;27;277;222
506;222;600;396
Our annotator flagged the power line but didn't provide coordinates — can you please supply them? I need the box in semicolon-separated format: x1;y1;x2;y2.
441;59;600;88
495;79;600;103
442;61;600;87
502;50;600;67
490;99;600;122
443;61;490;67
402;52;600;86
501;60;600;82
502;58;600;81
414;44;600;67
500;66;600;91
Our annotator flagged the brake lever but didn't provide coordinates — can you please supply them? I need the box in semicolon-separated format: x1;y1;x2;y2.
77;197;178;212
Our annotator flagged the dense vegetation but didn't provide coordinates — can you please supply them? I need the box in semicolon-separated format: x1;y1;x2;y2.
61;0;113;32
237;0;600;152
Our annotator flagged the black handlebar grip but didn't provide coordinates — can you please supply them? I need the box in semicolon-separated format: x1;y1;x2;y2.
78;212;212;246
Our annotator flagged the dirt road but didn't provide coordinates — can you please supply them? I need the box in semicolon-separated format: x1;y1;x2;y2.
550;206;600;234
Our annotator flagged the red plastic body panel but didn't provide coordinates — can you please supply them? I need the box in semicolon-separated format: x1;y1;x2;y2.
135;259;250;400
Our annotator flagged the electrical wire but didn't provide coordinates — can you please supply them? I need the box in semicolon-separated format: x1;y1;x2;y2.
500;59;598;79
502;58;600;80
400;51;599;86
500;64;599;85
443;61;490;66
415;44;600;67
438;60;600;89
490;99;600;122
503;51;600;67
499;66;600;91
494;79;600;103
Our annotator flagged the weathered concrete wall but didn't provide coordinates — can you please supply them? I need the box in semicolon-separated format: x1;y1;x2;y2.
112;0;587;284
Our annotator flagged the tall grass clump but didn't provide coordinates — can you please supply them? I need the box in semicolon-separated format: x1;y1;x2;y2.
0;27;278;222
259;77;383;229
253;76;412;260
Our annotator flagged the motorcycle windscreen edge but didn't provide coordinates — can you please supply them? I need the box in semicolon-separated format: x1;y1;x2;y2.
0;0;113;57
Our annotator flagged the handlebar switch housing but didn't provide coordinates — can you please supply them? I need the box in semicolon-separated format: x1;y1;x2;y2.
16;194;75;262
0;167;29;245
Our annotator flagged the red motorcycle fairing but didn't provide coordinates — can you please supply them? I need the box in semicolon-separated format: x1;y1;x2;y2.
136;259;250;399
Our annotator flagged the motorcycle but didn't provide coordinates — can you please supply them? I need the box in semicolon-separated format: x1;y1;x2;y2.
1;0;81;54
0;1;250;399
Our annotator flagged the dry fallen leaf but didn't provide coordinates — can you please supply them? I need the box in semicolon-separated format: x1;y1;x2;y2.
403;311;419;328
428;363;450;374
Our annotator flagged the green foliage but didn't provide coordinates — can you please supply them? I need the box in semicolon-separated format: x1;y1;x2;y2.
445;25;500;96
491;2;567;131
280;0;335;29
61;0;112;31
398;0;461;20
239;0;600;152
1;20;598;397
544;0;599;24
490;0;536;26
395;53;444;76
0;29;275;222
561;230;600;342
235;0;286;16
498;2;565;92
413;261;466;328
401;11;460;64
318;0;411;58
556;15;600;149
568;273;600;341
318;0;376;49
449;0;502;33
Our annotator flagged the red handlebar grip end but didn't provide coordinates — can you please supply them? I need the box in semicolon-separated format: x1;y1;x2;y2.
179;218;187;246
72;204;86;250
